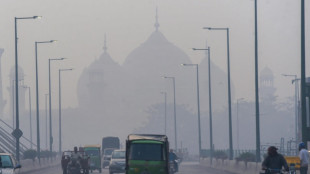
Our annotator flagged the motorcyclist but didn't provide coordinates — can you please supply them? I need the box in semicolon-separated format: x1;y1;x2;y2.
169;149;179;172
262;146;289;173
67;147;82;174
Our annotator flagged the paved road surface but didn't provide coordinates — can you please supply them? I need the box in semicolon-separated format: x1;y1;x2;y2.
27;161;235;174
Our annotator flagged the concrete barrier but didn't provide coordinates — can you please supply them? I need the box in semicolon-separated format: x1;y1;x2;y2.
19;158;60;173
200;158;262;174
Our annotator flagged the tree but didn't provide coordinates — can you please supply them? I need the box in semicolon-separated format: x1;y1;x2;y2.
23;149;37;162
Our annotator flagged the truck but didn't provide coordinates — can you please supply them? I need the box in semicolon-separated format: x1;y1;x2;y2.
125;134;169;174
102;136;120;168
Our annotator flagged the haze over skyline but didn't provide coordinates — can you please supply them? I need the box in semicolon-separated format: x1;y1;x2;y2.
0;0;307;116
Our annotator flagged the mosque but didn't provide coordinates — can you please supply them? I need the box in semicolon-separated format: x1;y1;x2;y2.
76;10;233;129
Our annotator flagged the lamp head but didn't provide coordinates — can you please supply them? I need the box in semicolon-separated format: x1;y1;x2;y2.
50;40;57;43
203;27;212;30
33;16;42;19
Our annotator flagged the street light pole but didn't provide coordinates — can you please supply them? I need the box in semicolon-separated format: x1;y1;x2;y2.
23;86;32;149
59;68;73;154
282;74;299;146
49;58;65;155
193;47;213;164
160;92;167;135
254;0;261;162
35;40;56;163
163;76;177;150
300;0;308;146
45;93;48;150
203;27;234;159
14;15;40;162
181;63;202;158
236;98;244;151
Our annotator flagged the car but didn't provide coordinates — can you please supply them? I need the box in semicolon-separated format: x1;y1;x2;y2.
109;150;125;174
0;153;21;174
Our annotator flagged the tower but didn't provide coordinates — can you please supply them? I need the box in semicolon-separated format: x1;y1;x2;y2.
260;66;276;103
0;49;6;117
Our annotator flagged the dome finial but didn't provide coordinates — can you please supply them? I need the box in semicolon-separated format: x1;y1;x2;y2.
154;7;160;31
103;34;108;52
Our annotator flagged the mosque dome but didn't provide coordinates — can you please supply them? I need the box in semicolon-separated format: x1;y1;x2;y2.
122;11;196;118
77;36;122;109
260;66;274;79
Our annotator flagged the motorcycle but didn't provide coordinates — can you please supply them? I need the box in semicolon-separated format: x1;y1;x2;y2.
67;158;81;174
169;160;178;174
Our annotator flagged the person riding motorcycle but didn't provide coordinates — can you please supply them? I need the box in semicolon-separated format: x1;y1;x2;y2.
67;147;82;174
262;146;289;173
169;149;179;172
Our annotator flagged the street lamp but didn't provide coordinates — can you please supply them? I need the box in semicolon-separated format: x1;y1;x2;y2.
236;98;244;151
49;58;65;155
162;76;177;150
192;47;214;164
181;63;202;158
23;86;32;149
14;15;41;162
160;92;167;135
59;68;73;154
35;39;56;163
282;74;300;148
203;27;234;160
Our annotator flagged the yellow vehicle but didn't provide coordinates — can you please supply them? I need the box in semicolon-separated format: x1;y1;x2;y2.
84;145;102;173
284;156;300;170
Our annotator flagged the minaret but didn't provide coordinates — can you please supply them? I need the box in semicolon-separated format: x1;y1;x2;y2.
0;49;6;117
154;7;160;31
103;34;108;53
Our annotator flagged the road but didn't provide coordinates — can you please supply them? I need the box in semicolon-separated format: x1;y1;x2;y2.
25;161;235;174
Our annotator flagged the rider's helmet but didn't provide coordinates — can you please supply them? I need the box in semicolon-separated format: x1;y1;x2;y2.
299;142;306;150
267;146;278;156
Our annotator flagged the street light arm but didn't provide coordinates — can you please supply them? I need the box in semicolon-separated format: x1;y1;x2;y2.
203;27;228;30
193;48;209;51
60;68;73;72
162;76;174;79
16;16;42;20
36;40;57;44
50;58;66;61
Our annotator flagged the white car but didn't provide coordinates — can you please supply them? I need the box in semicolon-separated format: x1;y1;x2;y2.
0;153;21;174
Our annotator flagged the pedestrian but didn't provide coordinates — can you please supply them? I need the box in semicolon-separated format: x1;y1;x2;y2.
299;142;309;174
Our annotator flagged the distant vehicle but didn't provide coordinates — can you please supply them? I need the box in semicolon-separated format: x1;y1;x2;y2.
103;148;116;168
109;150;126;174
84;145;102;173
62;150;90;174
125;134;169;174
102;137;120;168
0;152;21;174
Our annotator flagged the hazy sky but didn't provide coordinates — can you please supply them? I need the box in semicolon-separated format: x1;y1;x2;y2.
0;0;308;116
